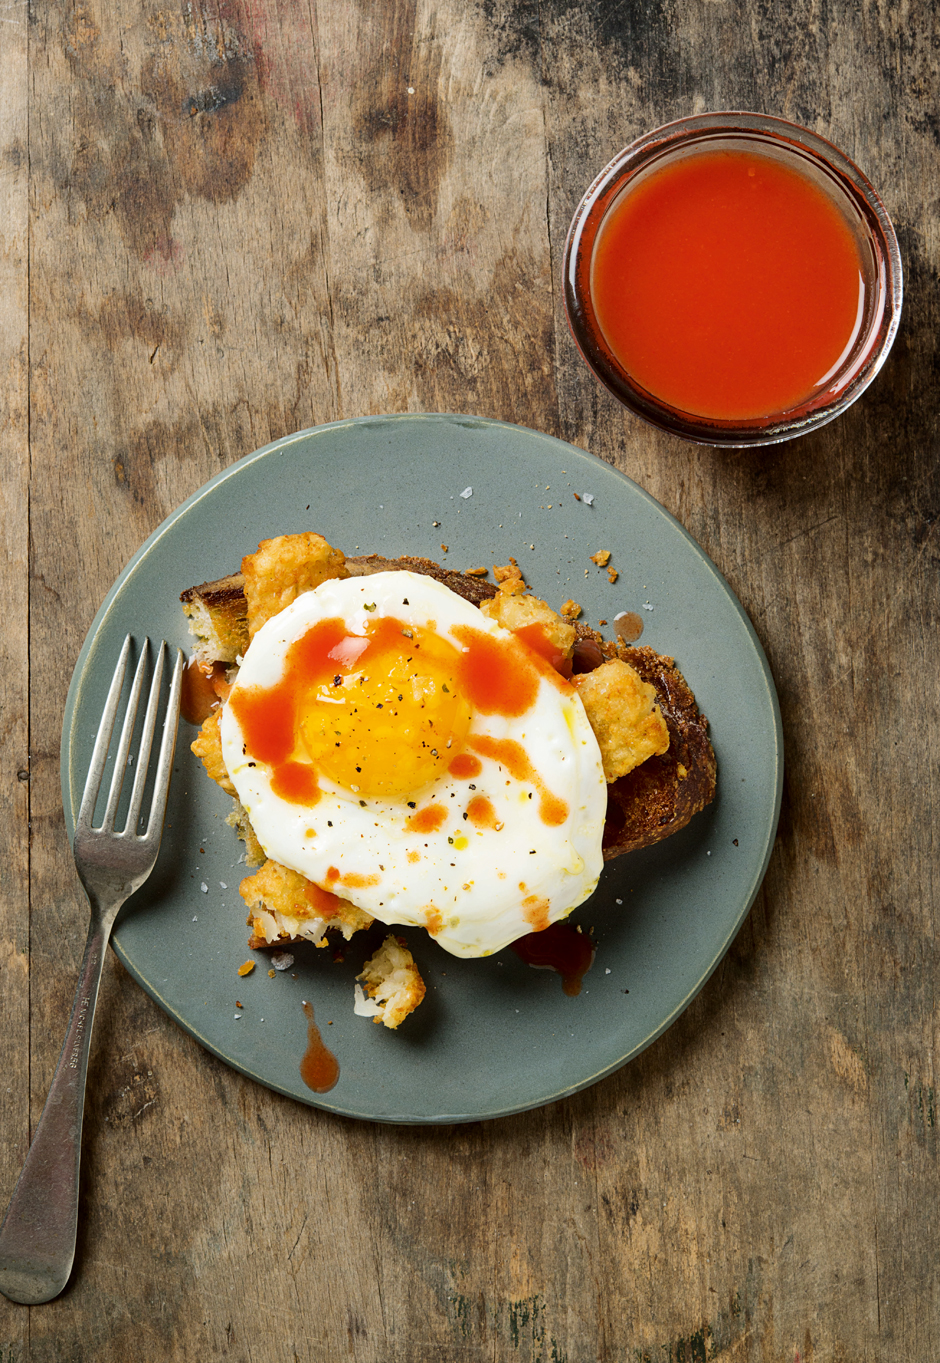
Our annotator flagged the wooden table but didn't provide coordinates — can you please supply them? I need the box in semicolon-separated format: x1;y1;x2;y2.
1;1;936;1358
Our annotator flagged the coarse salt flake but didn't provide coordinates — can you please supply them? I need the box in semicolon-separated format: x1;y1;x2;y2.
459;487;473;499
582;493;595;506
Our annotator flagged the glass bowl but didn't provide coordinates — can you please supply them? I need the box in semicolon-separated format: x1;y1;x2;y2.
563;112;903;448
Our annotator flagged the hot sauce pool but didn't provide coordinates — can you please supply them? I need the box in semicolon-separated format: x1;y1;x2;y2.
564;114;902;446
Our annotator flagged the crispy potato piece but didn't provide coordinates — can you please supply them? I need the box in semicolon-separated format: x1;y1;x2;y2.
574;658;670;782
240;859;374;948
226;802;266;867
242;533;348;639
191;709;236;797
355;935;426;1029
480;592;577;659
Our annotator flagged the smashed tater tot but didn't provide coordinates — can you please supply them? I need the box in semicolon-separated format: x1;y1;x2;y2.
242;533;348;638
574;658;670;781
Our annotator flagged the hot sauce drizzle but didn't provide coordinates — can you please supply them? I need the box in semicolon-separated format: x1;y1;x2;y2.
299;1000;339;1092
181;659;230;726
469;735;568;827
465;794;502;831
510;922;596;997
451;624;540;715
448;752;483;780
512;623;574;679
406;803;448;834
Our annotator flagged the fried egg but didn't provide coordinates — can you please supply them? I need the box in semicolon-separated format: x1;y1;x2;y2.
219;571;606;957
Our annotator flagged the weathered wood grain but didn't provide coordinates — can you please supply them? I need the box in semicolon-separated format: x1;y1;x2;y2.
1;0;937;1358
0;0;30;1355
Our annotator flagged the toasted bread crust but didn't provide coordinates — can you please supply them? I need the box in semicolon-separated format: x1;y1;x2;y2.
346;553;499;606
599;644;716;858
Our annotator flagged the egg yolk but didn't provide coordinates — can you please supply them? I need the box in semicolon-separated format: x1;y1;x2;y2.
300;629;472;798
228;608;552;807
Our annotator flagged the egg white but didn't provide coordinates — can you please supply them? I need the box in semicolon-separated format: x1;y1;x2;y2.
220;571;607;958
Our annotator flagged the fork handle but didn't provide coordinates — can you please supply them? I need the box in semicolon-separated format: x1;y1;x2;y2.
0;904;114;1304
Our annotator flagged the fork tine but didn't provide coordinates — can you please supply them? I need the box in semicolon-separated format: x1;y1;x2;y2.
142;645;184;839
100;641;150;832
76;635;133;832
123;642;166;834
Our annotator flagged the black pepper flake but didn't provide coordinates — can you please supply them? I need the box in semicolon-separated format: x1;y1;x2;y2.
333;675;342;686
402;598;410;605
359;800;367;807
462;812;468;820
328;821;333;827
468;784;476;790
407;801;416;809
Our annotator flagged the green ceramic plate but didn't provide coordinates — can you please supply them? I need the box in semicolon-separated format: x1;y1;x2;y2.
62;414;782;1123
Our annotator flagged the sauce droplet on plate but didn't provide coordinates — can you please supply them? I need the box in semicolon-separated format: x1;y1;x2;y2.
181;659;228;725
510;922;596;996
614;611;644;644
300;1000;339;1092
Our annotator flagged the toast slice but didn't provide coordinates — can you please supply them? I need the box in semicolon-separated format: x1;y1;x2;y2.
180;553;715;858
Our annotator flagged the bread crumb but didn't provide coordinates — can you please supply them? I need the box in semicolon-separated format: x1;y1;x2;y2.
465;566;489;577
607;567;619;583
493;557;527;596
440;544;449;553
561;599;582;621
590;550;611;567
237;960;256;976
493;558;522;583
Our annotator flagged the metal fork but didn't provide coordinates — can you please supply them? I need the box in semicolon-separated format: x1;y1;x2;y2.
0;636;183;1305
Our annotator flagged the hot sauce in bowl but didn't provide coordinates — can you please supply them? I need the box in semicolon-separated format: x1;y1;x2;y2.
564;114;902;446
